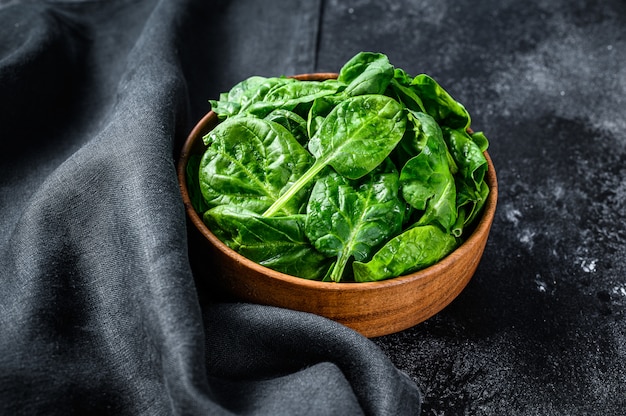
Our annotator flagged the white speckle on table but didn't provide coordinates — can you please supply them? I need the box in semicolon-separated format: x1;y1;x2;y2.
552;185;564;200
504;206;522;226
518;228;536;249
611;284;626;297
534;274;547;293
578;257;598;273
533;273;557;295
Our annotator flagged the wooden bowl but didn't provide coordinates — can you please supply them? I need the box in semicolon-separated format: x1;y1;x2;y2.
177;74;498;338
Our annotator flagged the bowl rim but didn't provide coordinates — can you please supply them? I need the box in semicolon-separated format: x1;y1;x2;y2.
177;74;498;291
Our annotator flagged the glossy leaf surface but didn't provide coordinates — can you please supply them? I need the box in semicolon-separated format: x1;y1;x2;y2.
199;117;313;215
411;74;471;130
338;51;395;96
263;94;406;217
399;111;457;232
265;108;309;145
305;162;404;282
205;205;331;279
443;127;488;190
352;225;458;282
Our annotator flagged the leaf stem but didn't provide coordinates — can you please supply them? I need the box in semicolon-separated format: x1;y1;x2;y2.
262;159;327;217
329;249;351;282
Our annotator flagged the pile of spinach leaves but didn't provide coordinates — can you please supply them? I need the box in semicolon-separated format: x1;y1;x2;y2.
188;52;490;283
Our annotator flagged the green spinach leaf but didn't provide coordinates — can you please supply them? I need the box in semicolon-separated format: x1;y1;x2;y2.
306;95;343;139
209;76;342;119
205;205;331;279
244;79;344;118
209;76;282;118
264;108;309;145
470;130;489;152
338;51;395;96
410;74;471;130
443;127;488;191
263;94;406;217
389;68;426;113
305;161;404;282
199;116;313;215
453;175;490;236
352;225;458;282
399;111;458;232
394;109;456;171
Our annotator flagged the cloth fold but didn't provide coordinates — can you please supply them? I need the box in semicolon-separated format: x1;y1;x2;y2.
0;1;421;414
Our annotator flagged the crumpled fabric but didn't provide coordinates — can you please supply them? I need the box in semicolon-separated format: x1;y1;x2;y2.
0;0;421;415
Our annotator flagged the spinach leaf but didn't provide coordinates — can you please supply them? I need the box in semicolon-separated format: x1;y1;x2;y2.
453;175;490;236
263;94;406;217
209;76;281;118
399;111;458;232
352;225;459;282
470;130;489;152
443;127;488;190
209;76;342;119
244;79;344;118
199;116;313;215
205;205;331;280
307;95;343;139
389;68;426;113
394;109;455;171
264;108;309;145
410;74;471;130
222;76;269;103
439;128;490;236
338;51;395;96
305;160;404;282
